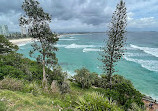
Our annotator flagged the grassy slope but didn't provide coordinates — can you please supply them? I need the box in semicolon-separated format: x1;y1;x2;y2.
0;82;105;111
0;90;58;111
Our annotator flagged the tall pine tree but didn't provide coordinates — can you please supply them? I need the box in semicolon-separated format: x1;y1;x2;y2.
19;0;59;90
100;0;127;88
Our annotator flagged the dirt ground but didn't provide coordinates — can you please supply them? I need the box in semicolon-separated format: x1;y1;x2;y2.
143;100;158;111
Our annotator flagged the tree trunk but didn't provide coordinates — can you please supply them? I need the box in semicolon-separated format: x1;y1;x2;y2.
42;55;48;91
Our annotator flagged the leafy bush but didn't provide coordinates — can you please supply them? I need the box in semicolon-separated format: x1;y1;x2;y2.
0;53;32;80
128;103;145;111
0;77;24;91
48;66;66;84
0;77;44;96
48;66;70;93
103;75;144;110
59;81;70;94
24;81;43;95
0;35;18;54
0;101;7;111
74;68;95;89
75;92;123;111
91;72;102;87
0;53;51;82
0;65;25;79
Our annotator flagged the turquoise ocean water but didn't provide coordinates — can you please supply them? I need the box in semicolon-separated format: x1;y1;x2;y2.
18;32;158;99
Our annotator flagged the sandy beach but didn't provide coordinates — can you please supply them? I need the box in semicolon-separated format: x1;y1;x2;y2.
9;38;33;46
9;34;66;46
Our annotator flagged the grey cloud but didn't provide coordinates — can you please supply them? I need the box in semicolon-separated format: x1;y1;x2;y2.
40;0;112;25
0;0;22;14
0;0;158;32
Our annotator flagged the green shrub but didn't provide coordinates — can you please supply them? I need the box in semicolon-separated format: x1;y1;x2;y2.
0;35;18;54
48;66;70;93
48;66;66;85
128;103;146;111
0;101;7;111
24;81;43;95
103;75;144;110
59;81;70;94
74;68;94;89
0;53;51;82
0;77;24;91
75;92;123;111
91;72;102;87
0;65;25;79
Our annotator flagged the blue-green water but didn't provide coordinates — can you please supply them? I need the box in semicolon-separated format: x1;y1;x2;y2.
18;32;158;100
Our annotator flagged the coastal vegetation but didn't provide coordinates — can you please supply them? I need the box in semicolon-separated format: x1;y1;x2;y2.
0;35;18;54
0;35;145;110
20;0;59;90
100;0;127;89
0;0;148;111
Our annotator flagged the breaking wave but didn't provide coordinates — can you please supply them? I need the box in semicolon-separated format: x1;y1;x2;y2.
65;43;95;49
125;52;148;57
83;48;102;52
59;38;78;41
124;56;158;72
55;44;67;47
130;44;158;58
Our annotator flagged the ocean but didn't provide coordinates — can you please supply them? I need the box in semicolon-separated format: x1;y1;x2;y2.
18;32;158;100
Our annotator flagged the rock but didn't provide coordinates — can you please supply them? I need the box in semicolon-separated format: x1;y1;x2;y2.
51;80;60;93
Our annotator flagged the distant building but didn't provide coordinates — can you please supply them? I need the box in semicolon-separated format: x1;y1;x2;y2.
21;26;28;35
0;25;9;36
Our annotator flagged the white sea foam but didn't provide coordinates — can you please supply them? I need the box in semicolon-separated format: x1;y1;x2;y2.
59;38;78;41
18;41;33;46
126;46;138;50
69;37;75;39
125;52;147;57
130;44;158;58
124;56;158;72
65;43;95;49
83;48;102;52
18;43;27;46
55;44;67;47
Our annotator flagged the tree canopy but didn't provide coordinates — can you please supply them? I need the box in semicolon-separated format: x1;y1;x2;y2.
100;0;127;87
0;35;18;54
20;0;59;90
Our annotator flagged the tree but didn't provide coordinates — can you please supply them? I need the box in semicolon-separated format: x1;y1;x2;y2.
74;68;94;89
105;75;144;110
100;0;127;88
0;35;18;54
19;0;59;90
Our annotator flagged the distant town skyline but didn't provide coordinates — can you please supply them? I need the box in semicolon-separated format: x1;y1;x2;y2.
0;0;158;32
0;25;9;36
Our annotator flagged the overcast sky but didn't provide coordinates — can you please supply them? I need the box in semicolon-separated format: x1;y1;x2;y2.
0;0;158;32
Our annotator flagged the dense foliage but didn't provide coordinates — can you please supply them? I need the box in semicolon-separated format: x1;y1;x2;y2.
105;75;144;110
48;66;66;85
20;0;59;89
76;92;123;111
0;38;144;110
100;0;127;87
74;68;95;89
0;35;18;54
73;68;144;110
0;53;43;80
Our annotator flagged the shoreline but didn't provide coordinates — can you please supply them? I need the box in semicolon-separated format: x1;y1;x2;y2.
9;35;64;46
9;33;87;45
9;38;33;46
